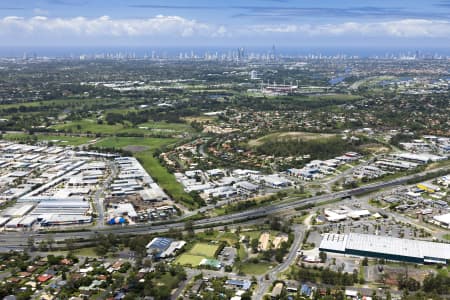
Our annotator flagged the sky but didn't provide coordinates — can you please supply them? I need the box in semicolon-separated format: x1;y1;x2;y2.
1;0;450;49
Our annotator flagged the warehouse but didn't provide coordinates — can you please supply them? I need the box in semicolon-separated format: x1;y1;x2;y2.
433;213;450;229
319;233;450;264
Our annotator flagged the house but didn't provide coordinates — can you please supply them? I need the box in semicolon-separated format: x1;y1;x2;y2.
37;274;53;283
271;282;284;299
225;279;251;291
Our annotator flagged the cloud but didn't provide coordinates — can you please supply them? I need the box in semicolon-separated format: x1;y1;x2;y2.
0;16;449;46
0;15;226;38
247;19;450;38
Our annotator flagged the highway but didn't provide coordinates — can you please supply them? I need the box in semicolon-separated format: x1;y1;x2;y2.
0;166;448;250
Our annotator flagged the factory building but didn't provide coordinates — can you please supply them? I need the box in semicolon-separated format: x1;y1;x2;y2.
319;233;450;264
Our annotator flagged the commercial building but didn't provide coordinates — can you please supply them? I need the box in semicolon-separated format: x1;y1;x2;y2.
146;237;186;259
433;213;450;229
319;233;450;264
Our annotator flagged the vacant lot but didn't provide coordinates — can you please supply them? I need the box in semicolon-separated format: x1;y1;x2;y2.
249;131;336;147
239;262;275;275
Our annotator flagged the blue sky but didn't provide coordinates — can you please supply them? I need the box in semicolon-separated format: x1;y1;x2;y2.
1;0;450;48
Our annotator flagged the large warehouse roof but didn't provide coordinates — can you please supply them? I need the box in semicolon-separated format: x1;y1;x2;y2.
320;233;450;263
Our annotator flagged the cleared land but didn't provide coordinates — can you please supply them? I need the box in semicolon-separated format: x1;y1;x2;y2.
249;131;337;147
258;232;271;251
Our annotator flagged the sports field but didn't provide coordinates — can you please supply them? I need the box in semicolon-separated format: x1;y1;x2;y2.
174;243;219;266
174;254;204;266
189;243;219;257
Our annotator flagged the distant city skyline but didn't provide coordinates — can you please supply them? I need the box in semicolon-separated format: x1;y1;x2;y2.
1;0;450;48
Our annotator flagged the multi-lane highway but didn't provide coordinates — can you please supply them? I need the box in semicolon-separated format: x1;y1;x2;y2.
0;166;448;250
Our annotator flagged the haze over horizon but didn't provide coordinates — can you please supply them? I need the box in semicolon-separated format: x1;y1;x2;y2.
1;0;450;49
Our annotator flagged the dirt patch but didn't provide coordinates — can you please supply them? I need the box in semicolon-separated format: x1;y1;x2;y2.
123;145;150;153
273;234;289;249
258;232;271;251
249;131;336;147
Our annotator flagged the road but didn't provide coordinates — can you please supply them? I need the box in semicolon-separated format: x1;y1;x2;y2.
0;166;448;250
253;225;304;300
94;160;118;228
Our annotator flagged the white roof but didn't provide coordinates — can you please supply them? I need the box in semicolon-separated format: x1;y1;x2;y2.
321;233;450;261
319;233;348;252
433;213;450;225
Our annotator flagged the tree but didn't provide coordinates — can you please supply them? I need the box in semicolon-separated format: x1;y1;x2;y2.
319;251;327;263
184;220;194;236
362;257;369;266
251;238;259;253
27;236;35;252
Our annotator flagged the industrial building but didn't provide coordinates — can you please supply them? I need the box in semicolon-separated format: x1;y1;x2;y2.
319;233;450;264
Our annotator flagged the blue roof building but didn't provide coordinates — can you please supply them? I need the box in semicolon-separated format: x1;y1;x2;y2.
146;237;173;259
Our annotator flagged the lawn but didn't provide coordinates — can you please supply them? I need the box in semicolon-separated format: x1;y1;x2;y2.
3;133;94;146
239;262;274;275
443;234;450;241
189;243;219;258
174;254;205;266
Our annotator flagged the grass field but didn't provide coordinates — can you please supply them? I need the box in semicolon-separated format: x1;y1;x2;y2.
53;119;135;135
174;242;219;266
3;133;94;146
52;119;191;136
174;254;205;266
239;262;274;275
307;94;362;101
189;243;219;258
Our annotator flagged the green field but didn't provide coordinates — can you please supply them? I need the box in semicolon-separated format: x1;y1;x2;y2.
174;242;219;267
189;243;219;258
239;262;275;275
174;254;205;266
53;119;136;135
52;118;191;136
3;133;94;146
